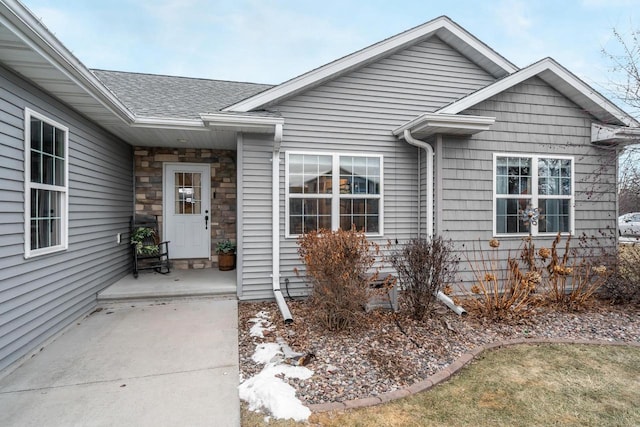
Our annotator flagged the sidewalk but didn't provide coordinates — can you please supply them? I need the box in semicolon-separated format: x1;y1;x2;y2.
0;299;240;427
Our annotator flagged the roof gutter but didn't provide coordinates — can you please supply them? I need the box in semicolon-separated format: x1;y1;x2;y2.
132;117;208;130
591;123;640;146
200;113;285;133
395;113;495;138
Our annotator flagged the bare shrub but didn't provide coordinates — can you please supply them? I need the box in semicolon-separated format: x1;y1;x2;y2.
463;239;541;321
295;228;383;331
463;232;617;320
603;243;640;304
389;236;458;320
545;233;613;310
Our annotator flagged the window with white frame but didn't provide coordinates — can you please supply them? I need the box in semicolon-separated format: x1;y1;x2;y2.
286;152;382;236
25;109;68;257
494;154;573;236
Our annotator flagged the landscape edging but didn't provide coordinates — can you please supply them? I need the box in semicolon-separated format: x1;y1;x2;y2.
307;338;640;413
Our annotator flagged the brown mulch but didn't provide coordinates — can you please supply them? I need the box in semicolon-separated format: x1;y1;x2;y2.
238;298;640;405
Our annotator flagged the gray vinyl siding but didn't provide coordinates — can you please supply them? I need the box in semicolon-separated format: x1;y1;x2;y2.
238;35;496;299
238;134;276;300
0;65;133;373
437;76;617;284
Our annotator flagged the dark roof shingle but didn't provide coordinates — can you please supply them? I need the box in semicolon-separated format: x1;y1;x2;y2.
92;69;273;120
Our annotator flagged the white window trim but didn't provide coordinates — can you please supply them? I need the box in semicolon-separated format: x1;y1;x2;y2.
285;151;384;238
24;108;69;258
493;153;575;237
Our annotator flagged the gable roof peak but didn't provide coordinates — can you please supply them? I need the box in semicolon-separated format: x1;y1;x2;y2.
224;16;518;113
438;56;639;127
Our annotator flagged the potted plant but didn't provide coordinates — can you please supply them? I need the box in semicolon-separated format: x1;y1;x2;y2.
215;239;236;271
131;227;159;255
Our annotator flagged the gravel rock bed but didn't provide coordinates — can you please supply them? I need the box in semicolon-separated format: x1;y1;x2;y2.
238;299;640;405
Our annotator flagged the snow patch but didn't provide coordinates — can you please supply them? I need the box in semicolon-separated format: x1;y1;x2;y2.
239;362;313;422
248;311;274;338
240;311;314;422
252;342;282;364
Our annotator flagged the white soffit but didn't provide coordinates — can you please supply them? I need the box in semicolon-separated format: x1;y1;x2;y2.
393;112;496;138
224;16;518;113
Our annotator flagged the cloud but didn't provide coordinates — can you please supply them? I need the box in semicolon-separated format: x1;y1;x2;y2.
495;0;533;37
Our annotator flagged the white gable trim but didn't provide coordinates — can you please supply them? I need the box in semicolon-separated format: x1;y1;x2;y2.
224;16;518;113
0;0;135;124
438;57;639;128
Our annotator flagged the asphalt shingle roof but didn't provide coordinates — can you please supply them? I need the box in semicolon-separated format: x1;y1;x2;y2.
92;69;274;120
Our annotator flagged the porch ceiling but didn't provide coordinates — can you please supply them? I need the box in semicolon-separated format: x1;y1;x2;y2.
107;124;239;149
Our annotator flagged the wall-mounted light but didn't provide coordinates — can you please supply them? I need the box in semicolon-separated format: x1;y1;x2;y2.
177;138;188;143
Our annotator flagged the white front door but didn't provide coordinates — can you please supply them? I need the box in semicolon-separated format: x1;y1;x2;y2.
163;163;211;259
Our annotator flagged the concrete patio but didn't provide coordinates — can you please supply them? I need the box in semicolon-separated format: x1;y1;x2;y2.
0;268;241;427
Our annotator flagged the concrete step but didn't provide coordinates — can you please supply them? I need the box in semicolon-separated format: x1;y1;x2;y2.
98;268;237;307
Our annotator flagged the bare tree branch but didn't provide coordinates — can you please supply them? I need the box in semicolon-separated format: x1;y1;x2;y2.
603;27;640;214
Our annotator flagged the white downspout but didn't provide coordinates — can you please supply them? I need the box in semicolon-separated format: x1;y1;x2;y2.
272;124;293;324
402;129;466;316
403;129;433;238
417;147;421;237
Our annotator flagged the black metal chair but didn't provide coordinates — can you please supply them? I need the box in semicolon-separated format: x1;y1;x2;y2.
130;215;170;278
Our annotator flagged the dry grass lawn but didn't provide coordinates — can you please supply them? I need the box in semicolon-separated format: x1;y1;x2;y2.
241;344;640;427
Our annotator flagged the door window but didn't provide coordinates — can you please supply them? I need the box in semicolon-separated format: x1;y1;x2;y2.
175;172;202;214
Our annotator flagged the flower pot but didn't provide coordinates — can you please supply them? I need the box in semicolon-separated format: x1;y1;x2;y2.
218;253;236;271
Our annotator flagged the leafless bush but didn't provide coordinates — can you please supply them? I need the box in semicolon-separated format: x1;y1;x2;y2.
295;228;384;331
463;232;617;320
603;243;640;304
545;233;614;310
463;239;542;322
389;236;458;320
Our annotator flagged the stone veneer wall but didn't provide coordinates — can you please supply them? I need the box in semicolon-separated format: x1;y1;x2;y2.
134;147;236;269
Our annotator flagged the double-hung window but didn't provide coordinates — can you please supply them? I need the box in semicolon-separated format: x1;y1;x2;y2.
286;152;382;236
494;154;573;236
25;109;68;257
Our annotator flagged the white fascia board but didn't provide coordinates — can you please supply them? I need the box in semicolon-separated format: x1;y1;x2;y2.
438;58;640;128
224;16;518;113
200;113;284;133
393;112;496;136
0;0;135;123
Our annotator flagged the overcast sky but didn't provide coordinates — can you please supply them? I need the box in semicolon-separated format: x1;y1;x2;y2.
20;0;640;112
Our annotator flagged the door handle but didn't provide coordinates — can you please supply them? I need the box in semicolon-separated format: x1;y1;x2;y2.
205;210;209;230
